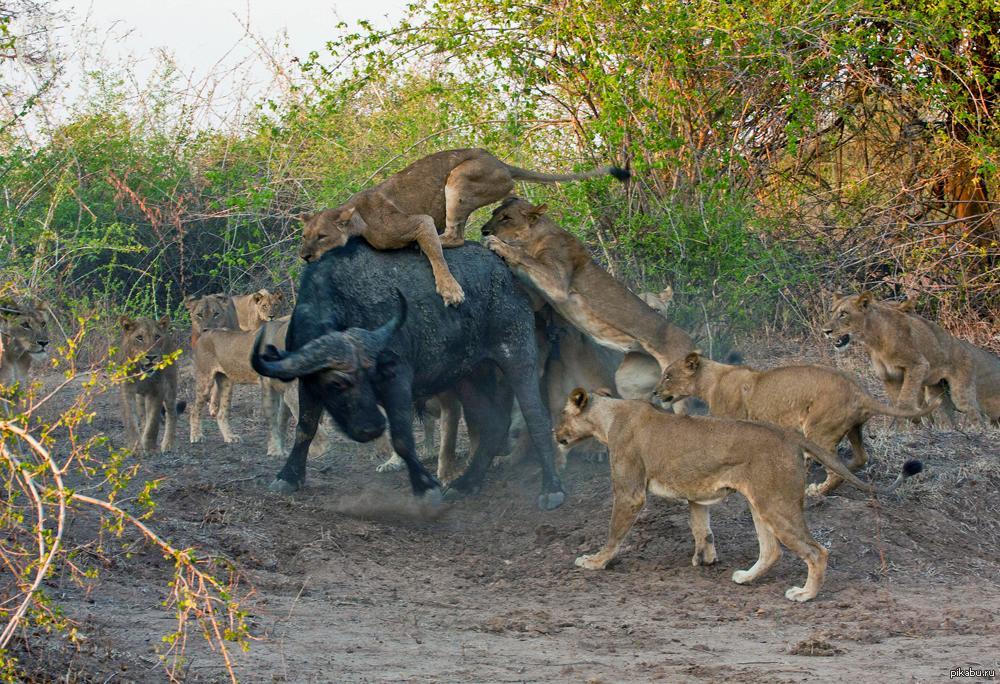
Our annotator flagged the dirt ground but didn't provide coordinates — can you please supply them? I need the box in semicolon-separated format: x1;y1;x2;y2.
14;340;1000;683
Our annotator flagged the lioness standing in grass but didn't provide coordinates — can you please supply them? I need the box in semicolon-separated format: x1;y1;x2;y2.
118;316;182;454
656;352;939;495
823;293;1000;424
297;149;629;306
554;388;921;602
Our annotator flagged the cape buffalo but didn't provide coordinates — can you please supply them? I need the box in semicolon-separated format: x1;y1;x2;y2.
251;239;566;510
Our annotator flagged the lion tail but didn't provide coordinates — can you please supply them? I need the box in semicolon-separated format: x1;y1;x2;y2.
506;163;630;184
798;436;923;495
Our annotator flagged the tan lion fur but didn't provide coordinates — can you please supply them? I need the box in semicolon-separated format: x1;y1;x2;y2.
117;316;180;454
190;317;328;456
553;389;881;602
823;293;1000;424
184;294;238;346
297;148;628;306
0;299;50;391
231;289;283;331
656;352;939;495
481;198;693;402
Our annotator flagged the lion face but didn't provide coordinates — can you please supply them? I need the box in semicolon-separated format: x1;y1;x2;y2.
480;197;549;243
1;302;50;360
554;388;594;447
185;294;231;339
655;352;701;403
822;293;874;351
251;290;283;322
119;316;172;373
298;207;364;262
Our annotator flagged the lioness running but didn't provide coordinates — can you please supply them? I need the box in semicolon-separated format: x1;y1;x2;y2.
297;149;629;306
656;352;939;495
823;293;1000;424
482;198;693;384
556;388;921;602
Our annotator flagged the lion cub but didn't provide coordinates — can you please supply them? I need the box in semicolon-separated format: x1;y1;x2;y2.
823;293;1000;424
482;198;693;376
297;148;629;307
656;352;938;495
555;389;918;602
118;316;182;453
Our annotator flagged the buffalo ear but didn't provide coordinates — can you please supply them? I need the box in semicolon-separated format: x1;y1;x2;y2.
569;387;589;410
684;352;701;371
119;315;136;332
857;291;873;310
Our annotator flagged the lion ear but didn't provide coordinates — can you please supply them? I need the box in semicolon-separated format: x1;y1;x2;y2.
157;315;170;329
338;206;356;222
252;292;264;303
897;298;915;312
274;291;284;301
527;203;548;224
119;315;137;332
684;352;701;370
298;212;314;224
858;291;873;310
593;387;614;398
569;387;589;410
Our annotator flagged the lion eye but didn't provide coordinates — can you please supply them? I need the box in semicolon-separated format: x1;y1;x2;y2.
21;321;31;328
136;335;144;342
155;334;162;340
839;311;846;318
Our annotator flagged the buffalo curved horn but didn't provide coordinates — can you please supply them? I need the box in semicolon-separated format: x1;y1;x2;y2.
251;328;357;381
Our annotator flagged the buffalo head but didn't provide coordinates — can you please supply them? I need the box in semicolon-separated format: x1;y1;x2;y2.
252;295;407;442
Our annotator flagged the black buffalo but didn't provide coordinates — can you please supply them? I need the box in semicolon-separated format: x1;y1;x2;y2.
251;239;566;510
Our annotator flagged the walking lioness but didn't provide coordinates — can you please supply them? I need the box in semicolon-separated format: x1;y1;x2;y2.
118;316;182;453
297;149;629;306
655;353;939;495
554;388;921;602
823;293;1000;424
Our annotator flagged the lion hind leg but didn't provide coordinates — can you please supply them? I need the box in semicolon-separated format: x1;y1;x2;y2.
761;504;827;602
442;161;514;246
732;503;781;585
688;502;717;566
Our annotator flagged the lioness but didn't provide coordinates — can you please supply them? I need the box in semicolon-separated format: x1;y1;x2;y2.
118;316;181;453
555;388;921;602
823;293;1000;423
639;286;673;317
297;148;629;306
232;289;283;331
656;352;939;495
190;318;329;456
0;299;50;391
482;198;693;384
185;293;238;346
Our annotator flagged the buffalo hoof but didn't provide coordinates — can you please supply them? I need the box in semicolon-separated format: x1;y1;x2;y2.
421;486;443;506
268;477;299;495
538;490;566;511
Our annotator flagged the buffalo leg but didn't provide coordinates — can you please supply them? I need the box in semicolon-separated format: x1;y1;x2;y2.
378;372;442;500
448;370;513;495
496;359;566;510
271;384;323;494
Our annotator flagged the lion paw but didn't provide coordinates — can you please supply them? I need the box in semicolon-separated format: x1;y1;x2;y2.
224;433;242;444
437;278;465;306
190;433;204;444
575;553;608;570
692;547;718;566
784;586;815;602
805;482;830;497
732;569;754;584
376;454;406;473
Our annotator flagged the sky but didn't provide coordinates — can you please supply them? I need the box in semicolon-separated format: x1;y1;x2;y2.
46;0;413;127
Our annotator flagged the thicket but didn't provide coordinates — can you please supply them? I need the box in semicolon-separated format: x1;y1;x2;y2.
2;0;997;343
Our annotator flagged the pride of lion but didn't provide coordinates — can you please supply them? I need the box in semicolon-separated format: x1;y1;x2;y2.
4;147;997;604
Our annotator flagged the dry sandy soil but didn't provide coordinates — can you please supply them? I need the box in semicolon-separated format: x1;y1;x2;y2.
13;340;1000;683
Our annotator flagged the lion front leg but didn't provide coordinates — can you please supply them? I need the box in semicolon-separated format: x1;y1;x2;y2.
412;216;464;306
576;487;645;570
